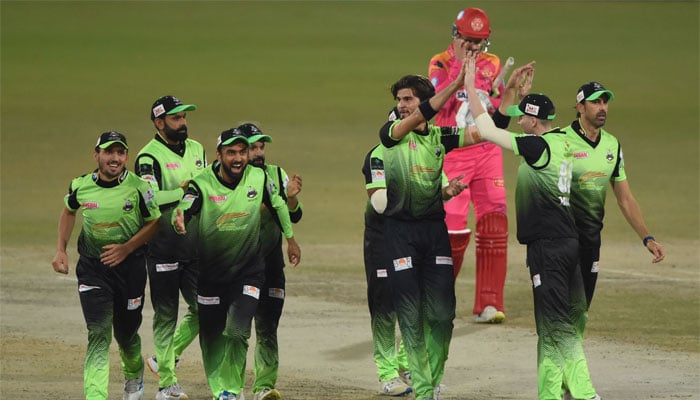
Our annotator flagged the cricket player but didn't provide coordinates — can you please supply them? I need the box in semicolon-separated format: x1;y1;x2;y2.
237;122;303;400
172;128;300;400
135;95;207;400
52;131;160;400
462;52;600;400
564;82;665;331
429;7;509;323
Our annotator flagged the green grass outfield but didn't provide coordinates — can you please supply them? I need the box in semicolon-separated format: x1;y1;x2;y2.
2;1;698;352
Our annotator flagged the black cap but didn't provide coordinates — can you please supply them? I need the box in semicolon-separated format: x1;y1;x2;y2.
150;95;197;120
237;123;272;143
506;94;556;120
217;128;249;150
576;82;615;104
95;131;128;150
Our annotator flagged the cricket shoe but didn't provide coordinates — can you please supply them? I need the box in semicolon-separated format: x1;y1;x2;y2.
563;392;601;400
399;369;412;386
379;377;412;396
433;384;446;400
474;305;505;323
146;355;180;379
156;383;189;400
123;367;144;400
216;391;239;400
253;388;281;400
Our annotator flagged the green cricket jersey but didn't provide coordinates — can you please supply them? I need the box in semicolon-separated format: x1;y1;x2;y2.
258;164;303;256
379;121;464;220
564;120;625;248
173;163;293;282
64;169;160;258
135;134;207;260
511;129;577;244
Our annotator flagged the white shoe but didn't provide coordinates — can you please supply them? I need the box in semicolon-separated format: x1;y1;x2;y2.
216;391;238;400
254;388;281;400
146;355;181;379
433;384;446;400
156;383;189;400
123;367;144;400
474;305;505;323
379;377;412;396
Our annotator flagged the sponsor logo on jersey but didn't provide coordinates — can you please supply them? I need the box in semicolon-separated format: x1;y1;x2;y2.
198;295;220;305
123;198;134;212
195;157;203;168
376;269;388;278
268;288;285;299
155;262;179;272
409;139;417;151
247;186;258;199
78;284;101;292
183;193;196;203
165;162;180;170
82;201;99;209
435;146;442;157
456;90;468;101
532;274;542;288
243;285;260;299
591;261;599;273
393;256;413;271
127;296;143;310
208;195;227;203
573;151;589;159
493;178;505;188
216;212;249;231
143;187;155;205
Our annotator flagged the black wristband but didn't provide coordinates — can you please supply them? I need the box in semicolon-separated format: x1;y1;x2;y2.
418;100;438;121
642;235;655;247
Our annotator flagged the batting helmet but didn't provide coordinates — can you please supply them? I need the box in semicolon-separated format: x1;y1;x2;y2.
453;7;491;39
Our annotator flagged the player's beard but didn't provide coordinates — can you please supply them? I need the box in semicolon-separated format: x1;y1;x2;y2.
250;155;265;168
164;124;188;142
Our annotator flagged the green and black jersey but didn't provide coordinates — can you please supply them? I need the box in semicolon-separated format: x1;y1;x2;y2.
64;169;161;259
173;163;293;282
379;121;464;221
563;120;626;248
362;144;387;227
511;129;577;244
258;163;303;256
135;134;207;260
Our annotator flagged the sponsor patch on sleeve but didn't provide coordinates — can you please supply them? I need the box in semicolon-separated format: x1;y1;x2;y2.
532;274;542;288
268;288;285;299
376;268;388;278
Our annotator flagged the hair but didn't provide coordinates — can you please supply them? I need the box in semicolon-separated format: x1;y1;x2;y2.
390;75;435;102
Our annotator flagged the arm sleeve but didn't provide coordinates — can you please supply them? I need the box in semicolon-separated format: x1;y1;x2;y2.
379;120;400;148
172;181;202;229
279;166;303;223
262;173;294;238
137;183;161;222
65;180;81;211
612;142;627;182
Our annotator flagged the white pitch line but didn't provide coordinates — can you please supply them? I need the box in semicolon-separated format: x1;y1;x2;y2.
602;267;699;283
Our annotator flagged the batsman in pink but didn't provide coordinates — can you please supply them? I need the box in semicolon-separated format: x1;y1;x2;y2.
428;7;508;323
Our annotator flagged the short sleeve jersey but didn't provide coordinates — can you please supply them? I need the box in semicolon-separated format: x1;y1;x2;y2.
362;144;386;228
64;169;160;258
174;164;292;281
511;129;577;244
563;120;626;248
379;121;464;220
135;136;207;260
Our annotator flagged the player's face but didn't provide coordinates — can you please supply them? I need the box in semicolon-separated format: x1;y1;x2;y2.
161;112;189;142
94;144;128;181
217;142;249;183
395;88;421;119
516;115;538;135
248;141;266;167
579;98;609;129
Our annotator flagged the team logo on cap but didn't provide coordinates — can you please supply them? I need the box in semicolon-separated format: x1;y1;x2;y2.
576;91;585;103
470;17;484;32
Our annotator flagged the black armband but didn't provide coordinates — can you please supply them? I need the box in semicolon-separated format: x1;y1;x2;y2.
418;100;438;121
642;235;655;247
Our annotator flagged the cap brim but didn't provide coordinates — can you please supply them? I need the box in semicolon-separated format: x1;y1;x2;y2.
506;104;524;117
98;140;128;150
585;90;615;102
167;104;197;114
248;134;272;144
219;136;249;148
